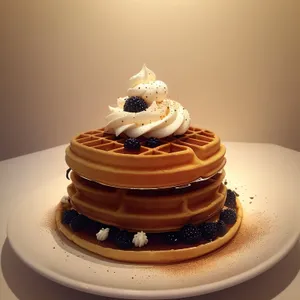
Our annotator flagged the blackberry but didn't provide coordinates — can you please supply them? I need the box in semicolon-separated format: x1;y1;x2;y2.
106;224;119;235
66;168;72;180
216;220;227;237
88;219;104;232
115;230;133;249
181;224;202;244
220;208;237;225
123;96;148;113
62;209;78;225
113;135;122;140
145;137;161;148
124;138;141;151
225;189;236;208
70;214;90;232
165;231;180;244
200;222;218;241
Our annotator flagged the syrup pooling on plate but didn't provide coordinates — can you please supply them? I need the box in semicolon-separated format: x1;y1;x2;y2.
105;64;191;138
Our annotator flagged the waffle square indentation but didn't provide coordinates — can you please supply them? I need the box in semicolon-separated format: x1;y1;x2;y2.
157;143;186;153
95;142;124;151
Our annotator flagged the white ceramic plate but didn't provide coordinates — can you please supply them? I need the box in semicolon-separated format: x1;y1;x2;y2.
7;167;300;299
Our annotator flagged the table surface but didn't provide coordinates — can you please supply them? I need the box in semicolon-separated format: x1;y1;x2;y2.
1;143;300;300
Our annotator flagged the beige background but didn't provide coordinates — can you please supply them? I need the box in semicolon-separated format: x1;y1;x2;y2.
1;0;300;161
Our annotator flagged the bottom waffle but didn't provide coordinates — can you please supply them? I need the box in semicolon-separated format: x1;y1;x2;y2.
55;199;243;264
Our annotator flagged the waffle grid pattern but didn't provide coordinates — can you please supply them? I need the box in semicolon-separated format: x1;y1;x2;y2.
66;126;226;188
74;127;216;158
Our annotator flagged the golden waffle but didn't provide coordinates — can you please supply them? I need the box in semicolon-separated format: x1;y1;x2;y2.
67;171;226;233
55;198;243;264
65;126;226;189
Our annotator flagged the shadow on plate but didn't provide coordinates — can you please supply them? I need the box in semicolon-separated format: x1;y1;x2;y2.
1;238;114;300
1;238;300;300
189;240;300;300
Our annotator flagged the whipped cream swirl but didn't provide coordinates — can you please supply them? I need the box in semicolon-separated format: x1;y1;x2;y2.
132;231;148;248
96;228;110;242
128;64;168;104
105;65;191;138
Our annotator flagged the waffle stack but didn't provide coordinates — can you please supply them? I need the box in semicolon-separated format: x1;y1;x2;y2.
56;126;243;263
56;64;242;263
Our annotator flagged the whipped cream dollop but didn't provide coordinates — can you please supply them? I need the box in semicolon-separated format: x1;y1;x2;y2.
128;64;168;104
96;228;110;242
105;65;191;138
132;231;148;248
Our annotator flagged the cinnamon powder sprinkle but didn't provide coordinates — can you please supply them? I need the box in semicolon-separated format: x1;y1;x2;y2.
41;204;59;231
155;213;272;276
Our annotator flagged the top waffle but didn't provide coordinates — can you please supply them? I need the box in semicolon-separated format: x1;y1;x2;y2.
65;126;226;189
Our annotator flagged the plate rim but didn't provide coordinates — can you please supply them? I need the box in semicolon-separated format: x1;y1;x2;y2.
6;198;300;299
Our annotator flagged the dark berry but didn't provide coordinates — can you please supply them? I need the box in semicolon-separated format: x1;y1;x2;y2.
124;138;141;151
115;230;133;249
123;96;148;113
66;168;71;180
145;137;161;148
114;135;122;140
62;209;78;225
88;219;104;232
217;220;227;237
106;224;119;234
70;214;90;232
220;208;237;225
200;222;218;241
225;189;236;208
165;231;180;244
181;224;202;244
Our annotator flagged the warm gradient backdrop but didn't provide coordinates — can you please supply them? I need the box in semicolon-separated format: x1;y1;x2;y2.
1;0;300;160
